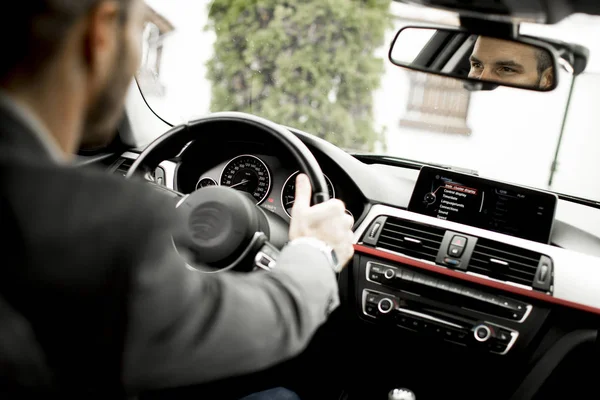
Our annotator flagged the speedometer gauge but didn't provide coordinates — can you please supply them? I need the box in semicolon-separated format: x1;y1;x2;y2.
220;155;271;204
281;171;335;218
196;177;217;190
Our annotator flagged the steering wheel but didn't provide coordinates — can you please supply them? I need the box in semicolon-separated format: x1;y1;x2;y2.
126;112;330;273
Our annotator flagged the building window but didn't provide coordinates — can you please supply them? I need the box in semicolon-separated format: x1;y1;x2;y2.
137;7;174;97
400;72;472;135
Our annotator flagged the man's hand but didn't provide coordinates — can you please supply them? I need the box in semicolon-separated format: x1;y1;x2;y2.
289;173;355;267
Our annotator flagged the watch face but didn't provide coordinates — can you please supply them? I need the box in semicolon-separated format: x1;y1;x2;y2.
331;249;339;269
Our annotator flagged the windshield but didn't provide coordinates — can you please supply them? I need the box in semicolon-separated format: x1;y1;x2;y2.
135;0;600;203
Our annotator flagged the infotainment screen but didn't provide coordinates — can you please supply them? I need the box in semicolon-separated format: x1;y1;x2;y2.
408;166;557;244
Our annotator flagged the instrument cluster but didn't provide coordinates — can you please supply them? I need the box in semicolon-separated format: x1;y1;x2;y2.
192;153;345;221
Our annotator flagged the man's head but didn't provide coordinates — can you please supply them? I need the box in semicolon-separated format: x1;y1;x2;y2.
468;36;555;90
1;0;146;152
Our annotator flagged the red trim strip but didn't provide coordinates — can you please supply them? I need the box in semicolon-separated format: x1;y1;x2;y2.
354;244;600;316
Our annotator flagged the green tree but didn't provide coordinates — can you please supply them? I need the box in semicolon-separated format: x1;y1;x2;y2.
206;0;392;152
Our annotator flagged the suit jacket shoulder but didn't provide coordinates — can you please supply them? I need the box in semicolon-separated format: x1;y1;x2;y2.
0;159;176;395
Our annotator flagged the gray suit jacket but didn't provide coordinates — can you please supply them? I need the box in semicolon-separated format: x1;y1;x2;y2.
0;107;339;397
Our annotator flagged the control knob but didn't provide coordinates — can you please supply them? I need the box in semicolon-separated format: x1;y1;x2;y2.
378;298;395;314
388;388;416;400
473;324;492;342
384;268;396;280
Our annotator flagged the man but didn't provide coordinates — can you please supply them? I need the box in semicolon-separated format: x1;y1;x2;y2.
0;0;354;397
468;36;555;89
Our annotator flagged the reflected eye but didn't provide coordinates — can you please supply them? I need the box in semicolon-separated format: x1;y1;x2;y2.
498;66;518;74
470;62;483;69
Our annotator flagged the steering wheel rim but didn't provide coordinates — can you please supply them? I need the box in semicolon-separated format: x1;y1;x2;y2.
126;112;330;203
126;112;330;272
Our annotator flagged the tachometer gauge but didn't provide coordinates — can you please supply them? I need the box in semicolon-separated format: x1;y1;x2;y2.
281;171;335;218
196;177;217;190
219;154;271;204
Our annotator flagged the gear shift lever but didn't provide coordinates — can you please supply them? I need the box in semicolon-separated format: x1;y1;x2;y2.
388;388;416;400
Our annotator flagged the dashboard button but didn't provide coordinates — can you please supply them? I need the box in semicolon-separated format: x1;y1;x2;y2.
451;235;468;247
409;318;421;330
368;270;383;283
397;314;411;328
365;293;379;305
497;329;512;342
369;272;382;282
490;342;508;353
448;244;465;258
509;311;524;321
443;257;461;267
456;330;468;340
364;304;378;316
370;264;385;274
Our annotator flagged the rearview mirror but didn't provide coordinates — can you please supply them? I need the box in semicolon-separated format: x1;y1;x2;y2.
389;27;557;91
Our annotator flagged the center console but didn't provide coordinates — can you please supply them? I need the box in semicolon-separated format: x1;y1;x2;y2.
355;251;550;358
351;167;558;357
358;254;542;353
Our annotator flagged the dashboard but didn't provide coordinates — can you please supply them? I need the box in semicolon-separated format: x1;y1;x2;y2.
170;123;365;223
115;117;600;399
178;153;338;221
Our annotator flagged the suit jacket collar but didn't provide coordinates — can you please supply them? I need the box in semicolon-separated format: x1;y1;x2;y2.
0;92;65;165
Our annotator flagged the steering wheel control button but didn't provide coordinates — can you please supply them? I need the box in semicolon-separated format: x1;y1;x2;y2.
377;298;395;314
474;324;492;342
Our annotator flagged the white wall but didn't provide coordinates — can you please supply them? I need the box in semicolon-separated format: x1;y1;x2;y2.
548;73;600;201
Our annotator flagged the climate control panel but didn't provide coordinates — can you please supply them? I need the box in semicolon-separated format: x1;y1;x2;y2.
362;289;519;355
367;262;532;322
354;253;541;357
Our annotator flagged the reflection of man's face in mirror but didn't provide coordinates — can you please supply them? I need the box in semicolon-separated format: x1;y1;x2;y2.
468;36;554;89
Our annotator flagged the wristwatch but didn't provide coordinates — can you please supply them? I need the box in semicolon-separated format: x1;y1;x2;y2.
289;237;342;273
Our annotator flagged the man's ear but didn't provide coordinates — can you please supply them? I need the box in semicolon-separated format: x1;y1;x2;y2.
539;66;554;89
83;1;121;94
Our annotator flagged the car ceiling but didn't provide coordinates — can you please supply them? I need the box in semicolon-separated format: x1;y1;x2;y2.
394;0;600;24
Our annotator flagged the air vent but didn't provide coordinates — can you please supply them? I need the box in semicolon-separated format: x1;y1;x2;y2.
468;238;541;287
111;157;134;177
376;217;445;262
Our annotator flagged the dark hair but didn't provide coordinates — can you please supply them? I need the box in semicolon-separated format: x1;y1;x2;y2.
0;0;131;84
535;48;553;75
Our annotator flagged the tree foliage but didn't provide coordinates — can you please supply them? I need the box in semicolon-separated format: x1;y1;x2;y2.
206;0;392;152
